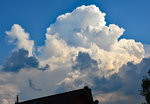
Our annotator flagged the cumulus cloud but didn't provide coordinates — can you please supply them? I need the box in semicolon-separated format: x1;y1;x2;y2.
0;4;148;104
0;84;20;104
144;44;150;57
6;24;34;56
1;49;49;72
39;5;144;74
56;52;99;92
72;52;98;71
57;52;150;104
0;68;69;104
2;99;8;104
2;49;39;72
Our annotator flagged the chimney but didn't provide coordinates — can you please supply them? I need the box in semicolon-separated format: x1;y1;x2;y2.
84;86;90;90
94;100;99;104
15;95;19;104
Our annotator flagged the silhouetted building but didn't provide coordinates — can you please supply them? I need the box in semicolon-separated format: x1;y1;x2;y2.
15;86;99;104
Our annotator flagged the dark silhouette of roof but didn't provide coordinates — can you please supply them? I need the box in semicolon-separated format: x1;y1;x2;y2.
16;86;98;104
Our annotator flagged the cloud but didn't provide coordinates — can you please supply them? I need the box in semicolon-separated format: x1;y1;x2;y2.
72;52;98;71
58;52;150;104
56;52;99;92
6;24;34;56
1;48;49;72
144;44;150;57
2;99;8;104
0;5;148;104
0;68;69;104
39;5;144;75
1;49;39;72
95;58;150;104
0;84;20;104
28;79;42;91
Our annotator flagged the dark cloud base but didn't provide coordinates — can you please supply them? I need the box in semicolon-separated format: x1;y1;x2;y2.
1;49;49;72
57;52;150;104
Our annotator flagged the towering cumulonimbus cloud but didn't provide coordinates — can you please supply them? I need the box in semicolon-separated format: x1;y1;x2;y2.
6;24;34;56
0;5;148;104
39;5;144;74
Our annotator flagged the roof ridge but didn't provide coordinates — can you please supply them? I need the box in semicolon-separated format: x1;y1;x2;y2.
18;87;91;104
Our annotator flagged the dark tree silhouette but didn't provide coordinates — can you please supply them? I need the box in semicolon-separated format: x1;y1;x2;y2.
140;69;150;104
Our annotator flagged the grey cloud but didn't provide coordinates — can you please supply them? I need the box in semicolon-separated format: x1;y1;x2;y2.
56;52;100;93
95;57;150;96
117;58;150;95
38;64;50;71
72;52;98;71
28;79;42;91
57;52;150;104
93;74;123;93
1;49;48;72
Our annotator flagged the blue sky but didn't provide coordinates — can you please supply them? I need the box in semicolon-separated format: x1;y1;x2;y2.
0;0;150;64
0;0;150;104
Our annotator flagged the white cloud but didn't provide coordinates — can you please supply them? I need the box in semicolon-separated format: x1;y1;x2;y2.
143;44;150;57
6;24;34;56
0;84;20;104
0;68;69;104
39;5;144;74
95;91;143;104
2;99;8;104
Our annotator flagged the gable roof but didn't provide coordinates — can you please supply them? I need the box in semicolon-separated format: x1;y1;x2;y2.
17;87;97;104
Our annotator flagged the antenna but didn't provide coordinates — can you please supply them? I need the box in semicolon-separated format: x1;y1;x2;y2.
15;95;19;104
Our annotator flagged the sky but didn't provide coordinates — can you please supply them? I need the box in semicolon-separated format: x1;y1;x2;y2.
0;0;150;104
0;0;150;64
